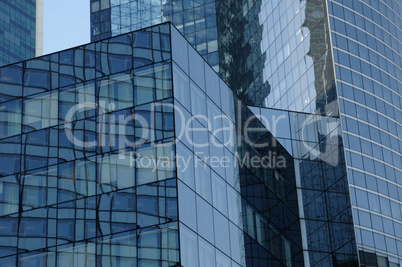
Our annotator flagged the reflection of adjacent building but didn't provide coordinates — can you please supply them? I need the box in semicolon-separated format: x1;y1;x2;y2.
249;106;358;266
90;0;220;71
215;0;271;106
303;0;337;116
0;23;306;266
0;24;180;265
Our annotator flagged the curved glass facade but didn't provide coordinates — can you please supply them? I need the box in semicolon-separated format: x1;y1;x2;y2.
216;0;338;114
328;0;402;265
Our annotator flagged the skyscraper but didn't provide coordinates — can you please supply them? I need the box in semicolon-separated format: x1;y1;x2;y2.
0;0;43;67
0;0;399;266
328;0;401;265
0;22;311;266
90;0;219;71
90;0;401;265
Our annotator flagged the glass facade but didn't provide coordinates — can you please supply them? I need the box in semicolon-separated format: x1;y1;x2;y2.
0;22;307;266
217;0;401;265
216;0;338;114
3;0;400;264
215;0;359;265
0;0;37;66
172;30;305;266
328;0;402;265
249;106;358;266
90;0;219;71
0;23;179;266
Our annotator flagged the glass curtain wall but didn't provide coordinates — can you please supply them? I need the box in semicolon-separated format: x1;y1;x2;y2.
249;106;358;266
328;0;402;265
0;23;180;266
0;0;37;66
90;0;219;71
171;27;305;266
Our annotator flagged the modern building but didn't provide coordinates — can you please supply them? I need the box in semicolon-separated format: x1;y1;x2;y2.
0;19;361;266
328;1;401;265
0;0;399;266
89;0;401;265
0;22;304;266
0;0;43;67
90;0;219;72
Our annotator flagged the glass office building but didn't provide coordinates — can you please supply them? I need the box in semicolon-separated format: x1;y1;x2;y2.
90;0;362;265
0;0;399;265
222;0;401;264
0;0;43;67
0;22;313;266
90;0;219;71
217;0;401;265
328;0;401;265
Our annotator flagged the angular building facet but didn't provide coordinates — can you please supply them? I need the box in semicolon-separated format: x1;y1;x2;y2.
0;22;310;266
89;0;401;265
0;0;43;67
0;0;400;266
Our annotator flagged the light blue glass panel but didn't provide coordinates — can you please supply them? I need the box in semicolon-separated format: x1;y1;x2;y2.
178;181;197;231
195;162;212;203
196;195;214;245
198;237;215;267
211;171;228;216
98;152;135;192
229;222;244;265
99;73;134;111
173;63;191;110
213;209;230;256
171;26;189;74
180;224;199;267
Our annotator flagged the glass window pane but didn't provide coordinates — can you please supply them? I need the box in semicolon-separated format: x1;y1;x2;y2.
0;99;22;138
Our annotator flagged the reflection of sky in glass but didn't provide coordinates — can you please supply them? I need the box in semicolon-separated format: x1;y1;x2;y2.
259;0;318;113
